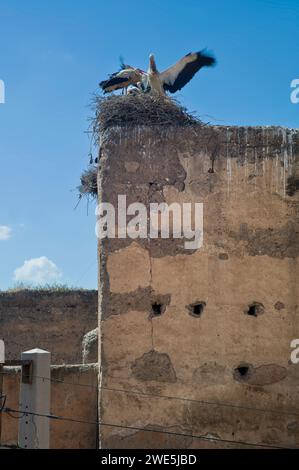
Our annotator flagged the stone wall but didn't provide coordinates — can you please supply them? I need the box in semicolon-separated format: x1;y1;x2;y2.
1;364;98;449
0;290;97;364
98;124;299;448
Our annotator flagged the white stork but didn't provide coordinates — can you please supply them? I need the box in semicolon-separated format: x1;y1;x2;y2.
147;50;216;95
100;65;147;95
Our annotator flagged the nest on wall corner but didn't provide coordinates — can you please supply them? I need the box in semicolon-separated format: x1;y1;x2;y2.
78;166;98;199
79;94;202;199
91;93;201;144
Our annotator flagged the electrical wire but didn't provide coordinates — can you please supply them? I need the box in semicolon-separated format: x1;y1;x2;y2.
2;368;299;420
2;366;299;449
1;405;296;449
0;394;6;412
2;406;97;426
101;385;299;419
98;421;295;450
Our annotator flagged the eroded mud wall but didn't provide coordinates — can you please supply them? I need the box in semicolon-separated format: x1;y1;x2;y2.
98;125;299;449
0;290;97;364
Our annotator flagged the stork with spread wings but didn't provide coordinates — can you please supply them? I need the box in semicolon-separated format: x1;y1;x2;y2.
99;50;216;96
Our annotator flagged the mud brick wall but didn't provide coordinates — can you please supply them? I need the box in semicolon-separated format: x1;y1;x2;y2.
2;364;98;449
98;125;299;449
0;290;97;364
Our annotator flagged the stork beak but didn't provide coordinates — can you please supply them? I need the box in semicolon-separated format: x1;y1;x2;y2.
149;54;155;65
149;54;157;72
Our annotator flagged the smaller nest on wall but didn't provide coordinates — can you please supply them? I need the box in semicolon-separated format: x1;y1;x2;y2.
78;166;98;199
91;93;201;144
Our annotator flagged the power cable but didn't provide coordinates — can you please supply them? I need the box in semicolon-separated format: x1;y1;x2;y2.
1;405;296;449
3;369;299;420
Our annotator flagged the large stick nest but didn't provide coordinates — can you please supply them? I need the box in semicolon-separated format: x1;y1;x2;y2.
91;93;201;144
79;94;202;198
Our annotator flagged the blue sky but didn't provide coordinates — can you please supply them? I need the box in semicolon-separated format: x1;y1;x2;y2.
0;0;298;290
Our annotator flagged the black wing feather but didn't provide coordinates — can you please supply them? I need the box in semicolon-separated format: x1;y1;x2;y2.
100;76;130;93
163;51;216;93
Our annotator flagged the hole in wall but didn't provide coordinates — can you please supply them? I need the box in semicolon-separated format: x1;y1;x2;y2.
192;303;205;317
233;363;253;382
149;294;171;318
187;301;206;318
151;303;163;316
246;302;264;317
237;366;249;377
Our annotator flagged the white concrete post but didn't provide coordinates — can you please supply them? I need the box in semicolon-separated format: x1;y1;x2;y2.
18;348;51;449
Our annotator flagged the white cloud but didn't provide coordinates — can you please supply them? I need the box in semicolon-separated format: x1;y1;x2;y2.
0;225;12;240
14;256;62;284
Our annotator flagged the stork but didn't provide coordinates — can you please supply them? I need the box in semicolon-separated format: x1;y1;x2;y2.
147;50;216;95
100;65;147;95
